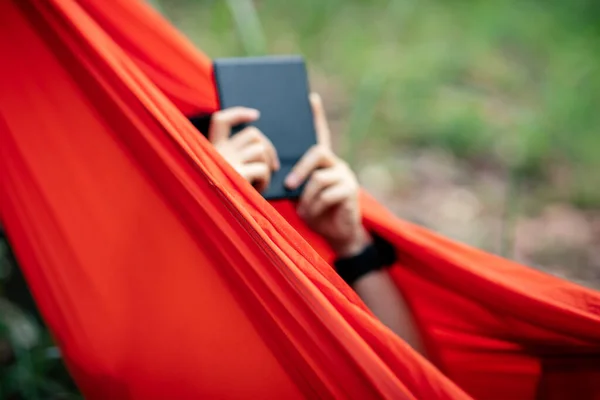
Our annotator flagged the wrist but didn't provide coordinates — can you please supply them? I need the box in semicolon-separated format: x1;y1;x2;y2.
333;232;397;286
332;227;371;258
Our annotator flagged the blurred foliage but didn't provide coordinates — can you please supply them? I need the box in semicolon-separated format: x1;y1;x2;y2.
161;0;600;207
0;234;80;400
3;0;600;397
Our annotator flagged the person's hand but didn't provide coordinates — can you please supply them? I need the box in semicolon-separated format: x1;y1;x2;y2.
285;94;370;257
209;107;279;193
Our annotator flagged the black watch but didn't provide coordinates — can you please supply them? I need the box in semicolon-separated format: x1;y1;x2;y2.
333;233;396;286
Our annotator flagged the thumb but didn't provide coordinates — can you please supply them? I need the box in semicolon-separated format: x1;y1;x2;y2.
310;93;332;149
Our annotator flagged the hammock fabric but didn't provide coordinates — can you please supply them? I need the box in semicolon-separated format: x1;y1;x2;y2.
1;1;600;399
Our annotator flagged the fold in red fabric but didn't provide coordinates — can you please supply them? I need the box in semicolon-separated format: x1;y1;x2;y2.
1;1;599;399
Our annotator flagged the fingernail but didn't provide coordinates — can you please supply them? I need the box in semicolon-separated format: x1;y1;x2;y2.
285;173;298;188
248;109;260;118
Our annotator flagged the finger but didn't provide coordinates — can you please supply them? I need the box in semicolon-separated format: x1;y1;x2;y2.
229;126;261;147
238;142;270;164
231;127;280;170
262;134;280;171
241;162;271;193
285;145;336;189
209;107;260;144
305;184;354;219
309;93;331;149
298;168;341;215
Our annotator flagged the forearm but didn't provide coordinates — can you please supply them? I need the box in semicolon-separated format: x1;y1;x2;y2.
335;232;427;357
352;269;426;356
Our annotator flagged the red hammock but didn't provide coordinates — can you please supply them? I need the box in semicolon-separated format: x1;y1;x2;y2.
1;1;599;399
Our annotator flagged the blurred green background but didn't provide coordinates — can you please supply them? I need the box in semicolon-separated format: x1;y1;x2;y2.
158;0;600;284
2;0;600;397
